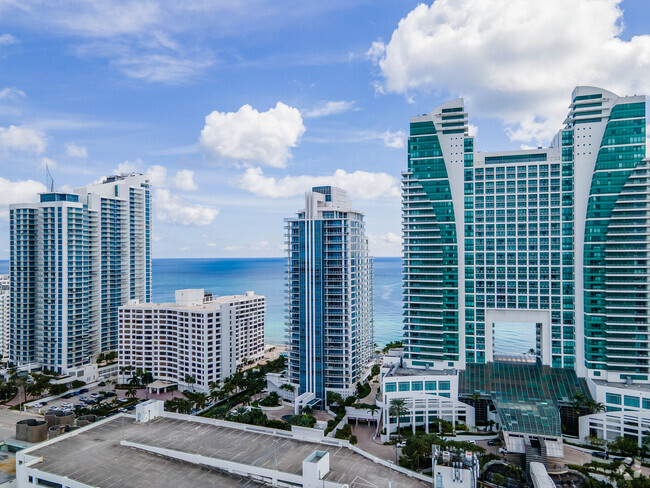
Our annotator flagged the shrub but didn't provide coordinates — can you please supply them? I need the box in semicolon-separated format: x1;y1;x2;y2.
49;383;68;395
71;380;86;389
259;392;281;407
349;435;358;445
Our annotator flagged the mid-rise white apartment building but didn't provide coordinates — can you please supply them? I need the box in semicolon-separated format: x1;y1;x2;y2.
118;289;265;393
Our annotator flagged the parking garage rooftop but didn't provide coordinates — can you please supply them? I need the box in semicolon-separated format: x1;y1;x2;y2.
18;413;429;488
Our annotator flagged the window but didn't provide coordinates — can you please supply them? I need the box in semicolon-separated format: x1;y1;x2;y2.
412;381;423;391
385;382;396;393
398;382;410;392
643;398;650;410
624;396;640;408
425;381;436;391
439;381;451;391
606;393;621;405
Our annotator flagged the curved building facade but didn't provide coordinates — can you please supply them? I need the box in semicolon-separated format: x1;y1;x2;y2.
402;86;648;384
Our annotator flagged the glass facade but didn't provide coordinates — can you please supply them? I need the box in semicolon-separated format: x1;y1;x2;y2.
403;87;648;383
286;186;374;403
9;175;152;373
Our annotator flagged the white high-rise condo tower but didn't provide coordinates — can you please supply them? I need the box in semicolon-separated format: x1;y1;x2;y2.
10;173;151;374
285;186;374;408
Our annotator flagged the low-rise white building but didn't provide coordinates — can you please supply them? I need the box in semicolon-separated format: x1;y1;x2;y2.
118;289;265;393
380;361;475;442
579;378;650;446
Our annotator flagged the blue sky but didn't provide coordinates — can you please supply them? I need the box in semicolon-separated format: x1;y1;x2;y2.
0;0;648;258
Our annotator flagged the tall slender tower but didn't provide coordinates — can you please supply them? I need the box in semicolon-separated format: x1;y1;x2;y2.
286;186;374;405
9;173;151;373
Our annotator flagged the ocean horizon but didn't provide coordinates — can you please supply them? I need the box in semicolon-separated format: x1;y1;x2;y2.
0;257;530;353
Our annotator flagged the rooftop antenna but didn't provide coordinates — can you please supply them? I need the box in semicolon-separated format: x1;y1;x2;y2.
45;164;55;192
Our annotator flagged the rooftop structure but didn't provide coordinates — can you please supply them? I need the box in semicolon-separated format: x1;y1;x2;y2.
16;405;430;488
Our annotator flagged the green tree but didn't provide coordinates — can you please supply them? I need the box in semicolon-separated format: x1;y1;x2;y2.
280;383;295;393
492;473;506;487
184;374;196;393
389;398;409;441
140;370;154;399
609;436;639;458
125;384;137;399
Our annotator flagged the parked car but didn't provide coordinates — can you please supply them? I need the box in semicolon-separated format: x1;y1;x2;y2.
98;382;106;387
592;451;609;459
126;405;136;411
41;401;47;406
104;392;116;397
396;441;406;448
499;448;508;455
487;439;498;446
62;393;74;399
118;408;128;413
79;388;89;394
31;403;43;408
90;393;100;398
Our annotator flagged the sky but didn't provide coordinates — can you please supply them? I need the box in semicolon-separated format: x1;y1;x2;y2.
0;0;649;258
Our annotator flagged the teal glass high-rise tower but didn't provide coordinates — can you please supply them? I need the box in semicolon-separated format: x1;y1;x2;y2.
286;186;374;406
403;86;648;384
10;173;151;374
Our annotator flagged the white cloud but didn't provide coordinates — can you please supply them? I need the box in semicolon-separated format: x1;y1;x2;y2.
0;88;25;100
200;102;305;168
0;125;46;153
237;167;399;200
0;177;47;219
302;100;357;118
40;157;58;169
251;240;269;250
114;53;213;84
153;235;163;242
368;232;401;256
0;33;16;46
113;159;142;174
380;130;406;149
64;142;87;158
206;242;216;248
155;188;219;227
147;164;167;188
223;244;243;252
173;169;198;191
370;0;650;144
179;246;190;252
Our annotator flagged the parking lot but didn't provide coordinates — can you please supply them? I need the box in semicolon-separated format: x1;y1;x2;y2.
27;382;136;415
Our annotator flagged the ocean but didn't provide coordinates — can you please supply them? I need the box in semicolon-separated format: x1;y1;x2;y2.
0;257;531;353
151;257;403;347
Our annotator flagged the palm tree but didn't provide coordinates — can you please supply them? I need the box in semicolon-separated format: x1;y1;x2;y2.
280;383;295;393
389;398;409;441
235;406;248;419
140;370;154;399
193;393;208;412
367;404;380;419
572;391;587;414
125;384;137;399
487;419;495;432
184;374;196;393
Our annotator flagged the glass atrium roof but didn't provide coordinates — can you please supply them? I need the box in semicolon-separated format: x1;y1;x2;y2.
459;361;591;437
